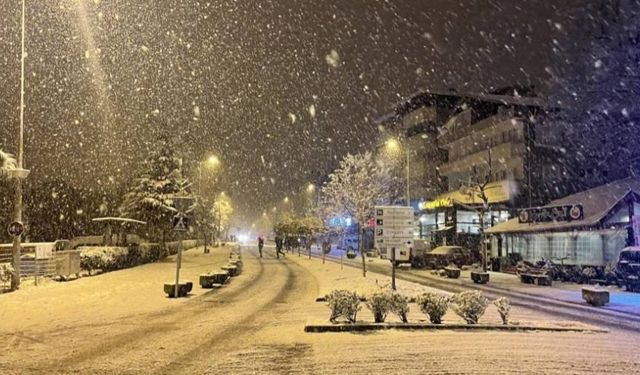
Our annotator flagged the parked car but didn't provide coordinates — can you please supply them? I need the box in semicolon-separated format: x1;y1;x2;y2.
423;246;472;269
337;235;359;251
615;246;640;292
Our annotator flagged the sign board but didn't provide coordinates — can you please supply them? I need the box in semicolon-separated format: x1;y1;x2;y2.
518;204;583;224
375;206;414;261
172;213;190;232
7;221;24;237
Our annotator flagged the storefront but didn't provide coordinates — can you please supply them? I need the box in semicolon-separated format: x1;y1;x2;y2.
487;178;640;267
418;183;512;248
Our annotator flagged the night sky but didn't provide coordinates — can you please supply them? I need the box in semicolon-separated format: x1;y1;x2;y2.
0;0;585;223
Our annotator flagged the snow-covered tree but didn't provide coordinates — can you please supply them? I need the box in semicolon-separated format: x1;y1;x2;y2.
119;139;190;246
321;152;396;277
0;149;16;177
212;194;233;241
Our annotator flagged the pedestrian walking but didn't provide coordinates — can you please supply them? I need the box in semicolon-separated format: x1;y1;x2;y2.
258;236;264;258
275;235;285;259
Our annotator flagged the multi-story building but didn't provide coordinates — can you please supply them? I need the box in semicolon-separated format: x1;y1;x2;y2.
377;88;564;253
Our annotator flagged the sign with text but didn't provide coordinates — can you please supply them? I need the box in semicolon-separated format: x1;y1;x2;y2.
518;204;584;224
375;206;414;250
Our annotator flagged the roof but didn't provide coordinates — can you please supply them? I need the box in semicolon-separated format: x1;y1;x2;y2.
92;217;147;225
422;180;515;210
487;177;640;234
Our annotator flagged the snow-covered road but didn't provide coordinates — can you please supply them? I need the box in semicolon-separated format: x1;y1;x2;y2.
1;245;640;374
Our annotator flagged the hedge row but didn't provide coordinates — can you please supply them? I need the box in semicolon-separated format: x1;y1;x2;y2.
327;289;511;325
80;240;204;274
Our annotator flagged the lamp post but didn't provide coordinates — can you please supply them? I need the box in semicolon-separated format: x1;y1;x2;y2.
198;155;221;253
11;0;30;291
385;138;410;206
306;183;318;213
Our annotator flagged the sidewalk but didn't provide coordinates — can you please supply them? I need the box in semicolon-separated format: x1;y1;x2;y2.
0;245;233;332
309;245;640;316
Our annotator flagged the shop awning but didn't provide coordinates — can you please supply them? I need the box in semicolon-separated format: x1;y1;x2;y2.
433;226;454;232
421;179;516;210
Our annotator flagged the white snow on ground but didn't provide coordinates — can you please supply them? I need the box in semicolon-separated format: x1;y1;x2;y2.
0;245;231;331
283;247;596;328
1;245;639;374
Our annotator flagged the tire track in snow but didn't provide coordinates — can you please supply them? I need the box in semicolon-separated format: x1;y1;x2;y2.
37;246;266;373
155;247;319;375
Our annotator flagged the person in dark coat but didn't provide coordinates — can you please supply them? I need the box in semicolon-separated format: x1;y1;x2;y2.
275;235;285;259
258;236;264;258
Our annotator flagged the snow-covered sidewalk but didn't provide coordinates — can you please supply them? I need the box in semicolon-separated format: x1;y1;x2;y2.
307;244;640;316
281;246;596;329
0;245;233;332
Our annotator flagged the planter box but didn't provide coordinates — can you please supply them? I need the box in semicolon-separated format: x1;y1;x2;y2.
444;267;460;279
471;271;490;284
199;273;217;288
212;271;229;284
222;265;239;277
582;287;609;307
229;259;243;271
164;281;193;298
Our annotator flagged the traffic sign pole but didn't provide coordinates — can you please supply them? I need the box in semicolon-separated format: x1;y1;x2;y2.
174;232;183;298
391;247;396;290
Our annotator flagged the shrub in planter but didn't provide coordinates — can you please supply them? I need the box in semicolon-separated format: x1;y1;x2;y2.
365;292;393;323
0;263;14;284
389;293;410;323
416;292;449;324
326;289;361;323
493;297;511;325
450;291;489;324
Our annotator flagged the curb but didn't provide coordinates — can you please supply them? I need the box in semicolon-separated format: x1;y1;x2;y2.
304;323;609;333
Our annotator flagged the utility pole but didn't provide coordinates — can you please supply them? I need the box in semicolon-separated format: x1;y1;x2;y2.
198;164;208;254
11;0;28;291
406;149;410;206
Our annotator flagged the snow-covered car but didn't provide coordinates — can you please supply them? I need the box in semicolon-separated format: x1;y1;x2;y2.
424;246;472;269
615;246;640;292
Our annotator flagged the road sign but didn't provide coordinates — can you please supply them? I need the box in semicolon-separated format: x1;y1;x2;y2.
172;213;190;232
374;206;414;250
7;221;24;237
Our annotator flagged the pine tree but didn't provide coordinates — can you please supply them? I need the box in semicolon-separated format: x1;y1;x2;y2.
0;149;16;176
119;139;190;245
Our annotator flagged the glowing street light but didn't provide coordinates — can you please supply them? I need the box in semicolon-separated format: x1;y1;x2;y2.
206;155;221;168
306;183;315;193
198;154;222;253
385;137;410;206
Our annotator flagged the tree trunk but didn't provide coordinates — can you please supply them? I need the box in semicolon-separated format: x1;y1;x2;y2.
359;224;366;277
479;210;486;272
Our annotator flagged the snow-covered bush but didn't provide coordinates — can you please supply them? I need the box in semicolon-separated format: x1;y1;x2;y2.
581;266;598;283
79;247;128;273
365;291;393;323
416;292;449;324
450;291;489;324
389;293;410;323
0;263;14;284
493;297;511;325
326;289;361;323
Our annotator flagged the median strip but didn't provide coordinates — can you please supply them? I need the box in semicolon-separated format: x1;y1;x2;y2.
304;322;609;333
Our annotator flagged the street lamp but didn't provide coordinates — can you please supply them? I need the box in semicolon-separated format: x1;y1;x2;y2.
385;138;410;206
198;154;221;253
10;0;29;290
